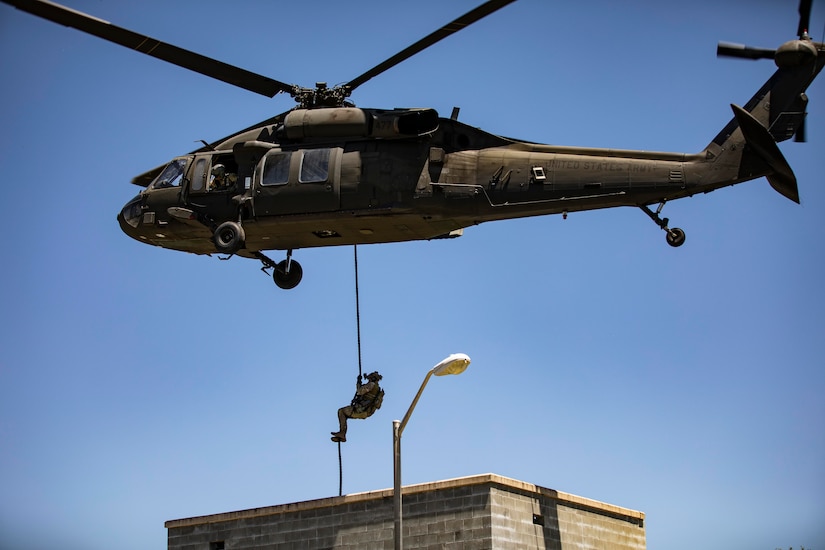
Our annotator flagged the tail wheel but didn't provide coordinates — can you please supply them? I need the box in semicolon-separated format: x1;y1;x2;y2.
666;228;686;247
213;221;245;254
640;203;687;248
274;259;303;289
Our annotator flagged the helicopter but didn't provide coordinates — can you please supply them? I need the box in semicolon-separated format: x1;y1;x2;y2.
2;0;822;290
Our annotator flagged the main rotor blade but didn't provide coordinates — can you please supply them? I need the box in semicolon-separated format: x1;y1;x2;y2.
345;0;518;92
2;0;294;98
798;0;813;37
716;42;776;60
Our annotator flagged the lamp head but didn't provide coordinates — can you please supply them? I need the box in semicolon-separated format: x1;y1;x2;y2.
432;353;471;376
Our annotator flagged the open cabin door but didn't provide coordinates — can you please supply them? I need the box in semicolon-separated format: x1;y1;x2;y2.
253;147;342;216
184;152;245;221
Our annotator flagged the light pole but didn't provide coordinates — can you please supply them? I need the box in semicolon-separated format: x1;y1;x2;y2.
393;353;471;550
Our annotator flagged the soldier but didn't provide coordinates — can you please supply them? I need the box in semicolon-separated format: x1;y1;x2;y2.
331;371;384;442
208;164;226;190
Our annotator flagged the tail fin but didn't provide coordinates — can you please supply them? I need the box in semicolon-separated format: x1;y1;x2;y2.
731;104;799;203
704;54;822;202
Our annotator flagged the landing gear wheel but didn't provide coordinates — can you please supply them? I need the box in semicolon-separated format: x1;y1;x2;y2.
213;221;245;254
640;203;687;249
666;228;686;248
273;259;303;289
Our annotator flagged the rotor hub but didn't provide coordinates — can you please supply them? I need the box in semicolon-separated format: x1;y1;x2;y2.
290;84;353;109
775;38;818;68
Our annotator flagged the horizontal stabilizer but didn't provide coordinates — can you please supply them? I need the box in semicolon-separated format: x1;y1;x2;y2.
131;163;164;187
731;104;800;203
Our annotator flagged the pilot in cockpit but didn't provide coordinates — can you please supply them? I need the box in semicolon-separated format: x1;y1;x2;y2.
209;164;227;190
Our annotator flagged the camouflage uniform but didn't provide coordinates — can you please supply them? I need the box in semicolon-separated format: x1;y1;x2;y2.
331;372;383;442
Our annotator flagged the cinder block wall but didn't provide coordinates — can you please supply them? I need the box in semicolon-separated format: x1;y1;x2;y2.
489;484;645;549
166;473;645;550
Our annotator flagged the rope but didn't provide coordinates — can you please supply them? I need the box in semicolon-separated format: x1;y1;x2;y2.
338;440;343;496
354;245;363;378
336;245;363;497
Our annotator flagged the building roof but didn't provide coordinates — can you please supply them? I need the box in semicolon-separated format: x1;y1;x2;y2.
165;473;644;529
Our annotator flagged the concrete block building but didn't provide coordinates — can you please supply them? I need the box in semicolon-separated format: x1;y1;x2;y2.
166;473;645;549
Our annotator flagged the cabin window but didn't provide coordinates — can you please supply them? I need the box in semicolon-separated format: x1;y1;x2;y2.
151;158;187;189
262;152;291;186
299;148;330;183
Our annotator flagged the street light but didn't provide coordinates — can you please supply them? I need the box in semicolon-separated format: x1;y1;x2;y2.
393;353;470;550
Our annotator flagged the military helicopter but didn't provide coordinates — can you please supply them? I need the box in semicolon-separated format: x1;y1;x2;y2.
3;0;822;289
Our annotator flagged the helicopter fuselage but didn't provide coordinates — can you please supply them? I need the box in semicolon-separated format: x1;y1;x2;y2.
116;109;739;256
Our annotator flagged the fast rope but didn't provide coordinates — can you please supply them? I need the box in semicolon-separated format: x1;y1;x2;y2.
337;440;343;497
338;245;364;496
354;244;363;379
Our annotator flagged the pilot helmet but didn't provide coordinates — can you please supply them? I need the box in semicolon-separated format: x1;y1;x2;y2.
211;164;226;177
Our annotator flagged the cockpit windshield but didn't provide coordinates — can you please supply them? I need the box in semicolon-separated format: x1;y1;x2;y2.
150;158;187;189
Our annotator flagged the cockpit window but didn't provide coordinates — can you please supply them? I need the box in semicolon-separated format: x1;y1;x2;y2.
151;158;187;189
191;158;207;192
299;149;330;183
121;195;142;228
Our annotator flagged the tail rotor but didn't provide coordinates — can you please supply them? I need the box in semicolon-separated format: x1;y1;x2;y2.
717;0;814;61
716;0;818;142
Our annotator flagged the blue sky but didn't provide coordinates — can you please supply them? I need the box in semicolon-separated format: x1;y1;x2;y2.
0;1;823;549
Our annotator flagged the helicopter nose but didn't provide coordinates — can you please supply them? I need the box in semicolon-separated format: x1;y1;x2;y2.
118;195;143;240
117;210;131;236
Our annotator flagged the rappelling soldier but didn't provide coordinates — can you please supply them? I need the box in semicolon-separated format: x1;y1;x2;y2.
331;371;384;442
